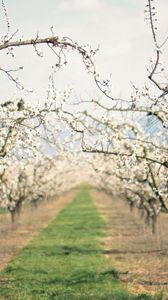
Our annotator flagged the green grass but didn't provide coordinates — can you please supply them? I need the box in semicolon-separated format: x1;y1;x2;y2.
0;187;161;300
0;207;8;214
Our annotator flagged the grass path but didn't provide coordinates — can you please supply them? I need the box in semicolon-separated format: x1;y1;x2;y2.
0;187;160;300
0;191;75;272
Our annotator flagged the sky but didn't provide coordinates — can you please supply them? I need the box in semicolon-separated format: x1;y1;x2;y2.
0;0;168;104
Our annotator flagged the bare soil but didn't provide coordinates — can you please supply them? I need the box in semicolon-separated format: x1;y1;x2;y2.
93;190;168;298
0;190;77;272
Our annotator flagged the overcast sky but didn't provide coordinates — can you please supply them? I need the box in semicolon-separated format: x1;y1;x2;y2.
0;0;168;103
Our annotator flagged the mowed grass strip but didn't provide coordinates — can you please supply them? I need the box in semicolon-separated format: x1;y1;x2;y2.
0;188;160;300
